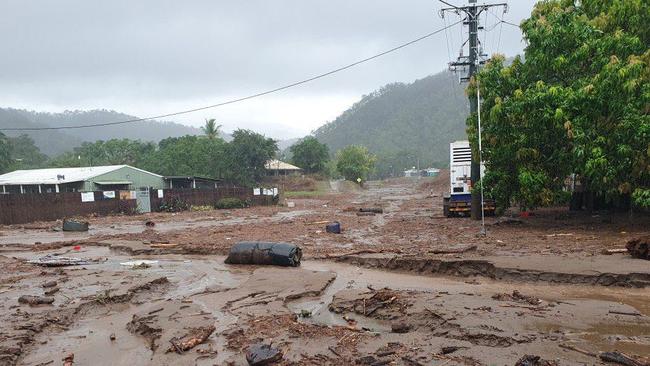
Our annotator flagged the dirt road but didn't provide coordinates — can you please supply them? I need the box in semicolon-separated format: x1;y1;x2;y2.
0;177;649;365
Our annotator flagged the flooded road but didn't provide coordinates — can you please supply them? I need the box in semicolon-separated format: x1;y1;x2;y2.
2;245;649;365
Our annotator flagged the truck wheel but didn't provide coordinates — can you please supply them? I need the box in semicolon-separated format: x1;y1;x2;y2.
443;197;450;217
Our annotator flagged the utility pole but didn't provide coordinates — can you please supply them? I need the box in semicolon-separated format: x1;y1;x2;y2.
439;0;507;220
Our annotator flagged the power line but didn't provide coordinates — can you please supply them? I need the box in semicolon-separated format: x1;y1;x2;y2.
2;20;461;132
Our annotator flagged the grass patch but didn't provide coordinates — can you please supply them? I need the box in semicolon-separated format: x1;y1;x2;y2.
285;181;330;198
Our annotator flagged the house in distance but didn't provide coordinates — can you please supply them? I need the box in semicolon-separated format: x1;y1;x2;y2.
0;165;166;194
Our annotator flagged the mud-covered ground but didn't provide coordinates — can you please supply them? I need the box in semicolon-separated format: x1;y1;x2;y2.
0;176;649;365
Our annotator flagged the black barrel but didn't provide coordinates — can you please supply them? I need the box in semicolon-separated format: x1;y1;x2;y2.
225;242;302;267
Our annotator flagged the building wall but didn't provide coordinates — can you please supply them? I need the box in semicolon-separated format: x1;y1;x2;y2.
85;166;165;191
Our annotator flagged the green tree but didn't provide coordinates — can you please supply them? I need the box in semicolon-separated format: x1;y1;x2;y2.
141;135;226;178
471;0;650;210
0;132;11;174
201;118;221;140
50;139;156;168
290;137;329;174
8;135;48;169
223;129;278;185
336;145;376;183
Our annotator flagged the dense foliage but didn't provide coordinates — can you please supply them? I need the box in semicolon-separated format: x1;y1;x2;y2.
313;71;468;177
335;145;376;183
471;0;650;210
290;137;329;174
0;133;10;174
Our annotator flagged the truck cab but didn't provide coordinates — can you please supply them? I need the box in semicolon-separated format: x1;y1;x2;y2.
443;140;495;217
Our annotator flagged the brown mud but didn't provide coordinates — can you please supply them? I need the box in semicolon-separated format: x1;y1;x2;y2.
0;177;649;365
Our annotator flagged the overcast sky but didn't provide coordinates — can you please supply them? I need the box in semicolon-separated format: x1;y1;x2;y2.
1;0;536;139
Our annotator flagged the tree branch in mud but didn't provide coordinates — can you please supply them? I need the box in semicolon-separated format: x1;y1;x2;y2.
167;325;216;354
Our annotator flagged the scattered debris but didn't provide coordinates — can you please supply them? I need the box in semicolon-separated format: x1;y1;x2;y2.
356;212;376;217
225;241;302;267
120;260;159;268
391;321;411;333
600;351;649;366
62;219;89;232
42;280;58;288
491;217;524;226
18;295;55;305
246;343;283;366
602;248;629;255
167;325;216;354
515;354;558;366
299;309;312;318
145;221;156;228
441;346;467;354
626;236;649;260
430;245;477;255
608;310;642;317
44;287;60;296
359;208;383;214
28;254;95;267
62;353;74;366
109;333;116;341
492;290;541;305
326;221;342;234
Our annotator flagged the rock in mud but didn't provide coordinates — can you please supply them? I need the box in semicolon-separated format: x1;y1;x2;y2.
44;287;59;296
626;236;650;260
18;295;54;305
41;280;57;288
391;321;411;333
167;325;216;354
246;343;283;366
514;355;558;366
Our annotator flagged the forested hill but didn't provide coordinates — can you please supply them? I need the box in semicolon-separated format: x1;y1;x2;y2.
0;108;202;156
313;71;469;175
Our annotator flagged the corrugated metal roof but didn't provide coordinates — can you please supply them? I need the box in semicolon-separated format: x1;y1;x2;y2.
264;160;302;171
0;165;160;185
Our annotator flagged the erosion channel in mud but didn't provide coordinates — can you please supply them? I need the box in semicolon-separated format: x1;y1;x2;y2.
1;246;649;365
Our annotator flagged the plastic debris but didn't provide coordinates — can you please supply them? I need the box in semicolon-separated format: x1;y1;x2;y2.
325;221;341;234
120;260;159;267
246;343;283;366
225;242;302;267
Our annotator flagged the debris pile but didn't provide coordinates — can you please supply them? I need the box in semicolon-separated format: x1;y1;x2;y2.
492;290;541;305
329;288;407;319
167;325;216;354
626;236;649;260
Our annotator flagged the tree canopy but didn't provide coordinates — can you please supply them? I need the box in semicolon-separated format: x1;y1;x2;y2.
0;132;11;174
290;137;329;174
336;145;376;183
470;0;650;210
223;129;278;185
202;118;221;140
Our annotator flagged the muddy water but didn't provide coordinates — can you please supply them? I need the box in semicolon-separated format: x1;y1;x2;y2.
7;249;650;365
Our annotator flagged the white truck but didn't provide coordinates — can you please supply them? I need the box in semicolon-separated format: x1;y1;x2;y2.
442;140;495;217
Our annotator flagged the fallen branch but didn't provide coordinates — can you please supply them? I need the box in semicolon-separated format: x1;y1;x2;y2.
558;344;597;358
166;325;216;354
328;346;342;358
608;310;642;317
600;352;649;366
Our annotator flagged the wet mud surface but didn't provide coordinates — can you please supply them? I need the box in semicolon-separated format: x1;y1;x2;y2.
0;177;649;365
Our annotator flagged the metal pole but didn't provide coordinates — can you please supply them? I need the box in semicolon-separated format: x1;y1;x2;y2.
477;78;486;235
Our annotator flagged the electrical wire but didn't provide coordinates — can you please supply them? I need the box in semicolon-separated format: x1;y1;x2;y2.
1;20;462;132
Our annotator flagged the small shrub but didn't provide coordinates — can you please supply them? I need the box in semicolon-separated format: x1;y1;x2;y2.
215;197;247;209
159;197;189;212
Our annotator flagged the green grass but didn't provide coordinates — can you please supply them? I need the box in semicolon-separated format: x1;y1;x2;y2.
284;181;330;198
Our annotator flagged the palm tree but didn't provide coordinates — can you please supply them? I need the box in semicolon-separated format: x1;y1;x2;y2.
201;119;221;140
